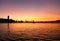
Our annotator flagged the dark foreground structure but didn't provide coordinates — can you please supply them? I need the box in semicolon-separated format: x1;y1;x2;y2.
0;16;60;23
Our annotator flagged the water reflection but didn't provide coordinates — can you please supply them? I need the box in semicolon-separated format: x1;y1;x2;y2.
7;23;39;41
7;23;9;35
0;23;60;41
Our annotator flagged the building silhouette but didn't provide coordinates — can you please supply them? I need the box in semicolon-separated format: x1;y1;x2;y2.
0;16;60;23
7;16;9;23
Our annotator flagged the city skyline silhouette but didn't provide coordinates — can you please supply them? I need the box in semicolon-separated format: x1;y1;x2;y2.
0;16;60;23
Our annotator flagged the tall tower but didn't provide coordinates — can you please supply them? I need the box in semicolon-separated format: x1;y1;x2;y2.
7;16;9;23
8;16;9;20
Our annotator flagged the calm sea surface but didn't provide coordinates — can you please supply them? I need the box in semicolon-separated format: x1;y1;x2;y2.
0;23;60;41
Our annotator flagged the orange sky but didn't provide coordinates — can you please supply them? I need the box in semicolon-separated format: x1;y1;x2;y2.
0;0;60;21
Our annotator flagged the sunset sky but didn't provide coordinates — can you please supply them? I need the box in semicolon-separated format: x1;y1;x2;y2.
0;0;60;21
